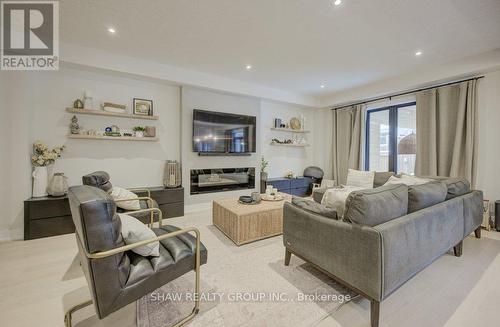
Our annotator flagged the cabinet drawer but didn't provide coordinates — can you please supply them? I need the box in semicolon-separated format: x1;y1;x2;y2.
28;199;70;220
159;202;184;218
151;188;184;204
291;178;309;188
267;179;291;191
28;215;75;239
290;187;309;197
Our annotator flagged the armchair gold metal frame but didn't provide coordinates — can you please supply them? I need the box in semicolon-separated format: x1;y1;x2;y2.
127;187;151;198
64;208;201;327
113;196;160;227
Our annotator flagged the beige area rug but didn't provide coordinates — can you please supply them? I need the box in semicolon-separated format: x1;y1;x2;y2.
136;241;357;327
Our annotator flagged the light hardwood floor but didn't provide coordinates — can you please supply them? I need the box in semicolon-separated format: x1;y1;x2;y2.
1;210;500;327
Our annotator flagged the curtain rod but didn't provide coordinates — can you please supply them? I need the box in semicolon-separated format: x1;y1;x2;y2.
331;75;484;111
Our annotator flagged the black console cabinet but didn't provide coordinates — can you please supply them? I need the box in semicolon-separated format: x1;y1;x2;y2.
24;186;185;240
265;177;313;197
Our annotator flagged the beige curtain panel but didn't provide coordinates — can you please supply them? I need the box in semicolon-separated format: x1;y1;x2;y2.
415;80;478;187
332;105;363;185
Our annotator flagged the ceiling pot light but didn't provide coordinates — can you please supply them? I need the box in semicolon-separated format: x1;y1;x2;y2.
415;51;423;56
320;84;326;89
245;65;252;70
334;0;342;6
107;27;116;34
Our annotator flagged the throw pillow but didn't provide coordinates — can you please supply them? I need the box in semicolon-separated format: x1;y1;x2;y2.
292;197;337;219
119;213;160;257
346;169;375;189
321;185;364;217
384;174;431;186
110;186;141;210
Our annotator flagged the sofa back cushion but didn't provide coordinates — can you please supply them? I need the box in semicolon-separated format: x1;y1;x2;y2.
344;184;408;226
408;181;448;213
373;172;395;188
427;177;470;199
292;197;337;219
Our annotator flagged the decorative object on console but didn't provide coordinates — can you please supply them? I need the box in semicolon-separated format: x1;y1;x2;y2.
31;141;65;197
132;126;146;137
133;98;153;116
70;115;80;134
285;170;295;179
102;102;127;114
260;156;269;181
290;117;301;130
483;200;491;231
83;90;94;109
73;99;84;109
47;173;69;197
274;118;282;128
163;160;182;188
145;126;156;137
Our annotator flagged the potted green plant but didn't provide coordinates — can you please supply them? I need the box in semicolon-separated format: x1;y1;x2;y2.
260;156;269;181
133;126;146;138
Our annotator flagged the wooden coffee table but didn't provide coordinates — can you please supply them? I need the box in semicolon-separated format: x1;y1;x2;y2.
212;193;292;245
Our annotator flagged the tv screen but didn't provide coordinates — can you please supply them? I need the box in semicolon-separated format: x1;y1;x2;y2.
193;109;256;153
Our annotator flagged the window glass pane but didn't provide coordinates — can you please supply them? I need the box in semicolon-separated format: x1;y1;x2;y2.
368;110;390;172
397;105;416;175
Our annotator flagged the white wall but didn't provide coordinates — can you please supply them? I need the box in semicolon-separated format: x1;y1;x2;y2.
0;66;181;240
30;66;181;188
260;100;316;178
476;70;500;202
180;87;261;207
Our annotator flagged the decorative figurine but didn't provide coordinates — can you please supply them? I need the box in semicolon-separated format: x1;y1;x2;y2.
70;115;80;134
73;99;84;109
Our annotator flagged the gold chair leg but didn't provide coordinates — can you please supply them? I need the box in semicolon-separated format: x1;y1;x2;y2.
171;230;201;327
64;299;93;327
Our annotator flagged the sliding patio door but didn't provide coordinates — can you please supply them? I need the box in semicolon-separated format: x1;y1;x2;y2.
365;102;416;174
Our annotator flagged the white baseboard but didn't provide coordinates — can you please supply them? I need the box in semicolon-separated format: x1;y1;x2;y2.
185;202;212;214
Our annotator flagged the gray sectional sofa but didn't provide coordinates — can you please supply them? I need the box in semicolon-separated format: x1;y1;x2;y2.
283;176;483;327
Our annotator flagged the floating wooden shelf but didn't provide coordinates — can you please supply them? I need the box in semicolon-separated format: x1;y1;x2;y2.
66;108;159;120
68;134;159;142
271;127;310;133
270;143;309;147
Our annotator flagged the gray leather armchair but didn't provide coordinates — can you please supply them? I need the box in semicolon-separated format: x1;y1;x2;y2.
82;171;160;225
65;185;208;327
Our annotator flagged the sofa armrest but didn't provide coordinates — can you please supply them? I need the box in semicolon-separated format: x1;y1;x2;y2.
373;196;464;299
283;202;383;301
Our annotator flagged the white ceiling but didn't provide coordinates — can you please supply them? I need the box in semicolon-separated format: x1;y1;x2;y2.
60;0;500;101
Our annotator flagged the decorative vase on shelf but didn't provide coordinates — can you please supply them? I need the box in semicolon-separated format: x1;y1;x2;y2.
32;166;48;197
47;173;69;197
135;131;144;138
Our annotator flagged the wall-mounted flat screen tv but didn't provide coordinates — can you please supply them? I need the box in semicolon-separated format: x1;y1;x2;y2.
193;109;256;153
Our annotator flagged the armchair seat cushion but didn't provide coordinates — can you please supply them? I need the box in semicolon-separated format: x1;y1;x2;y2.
125;225;208;287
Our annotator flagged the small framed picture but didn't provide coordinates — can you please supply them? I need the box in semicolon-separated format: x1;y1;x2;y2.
133;98;153;116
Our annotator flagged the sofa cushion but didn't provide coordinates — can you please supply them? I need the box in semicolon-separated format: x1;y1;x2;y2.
427;177;471;200
408;181;448;213
346;169;375;189
292;197;337;219
384;174;432;186
344;184;408;226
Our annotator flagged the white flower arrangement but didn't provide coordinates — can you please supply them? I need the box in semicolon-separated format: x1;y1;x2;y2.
31;141;65;167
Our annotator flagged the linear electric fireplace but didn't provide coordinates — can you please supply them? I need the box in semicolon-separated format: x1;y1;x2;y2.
190;167;255;194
